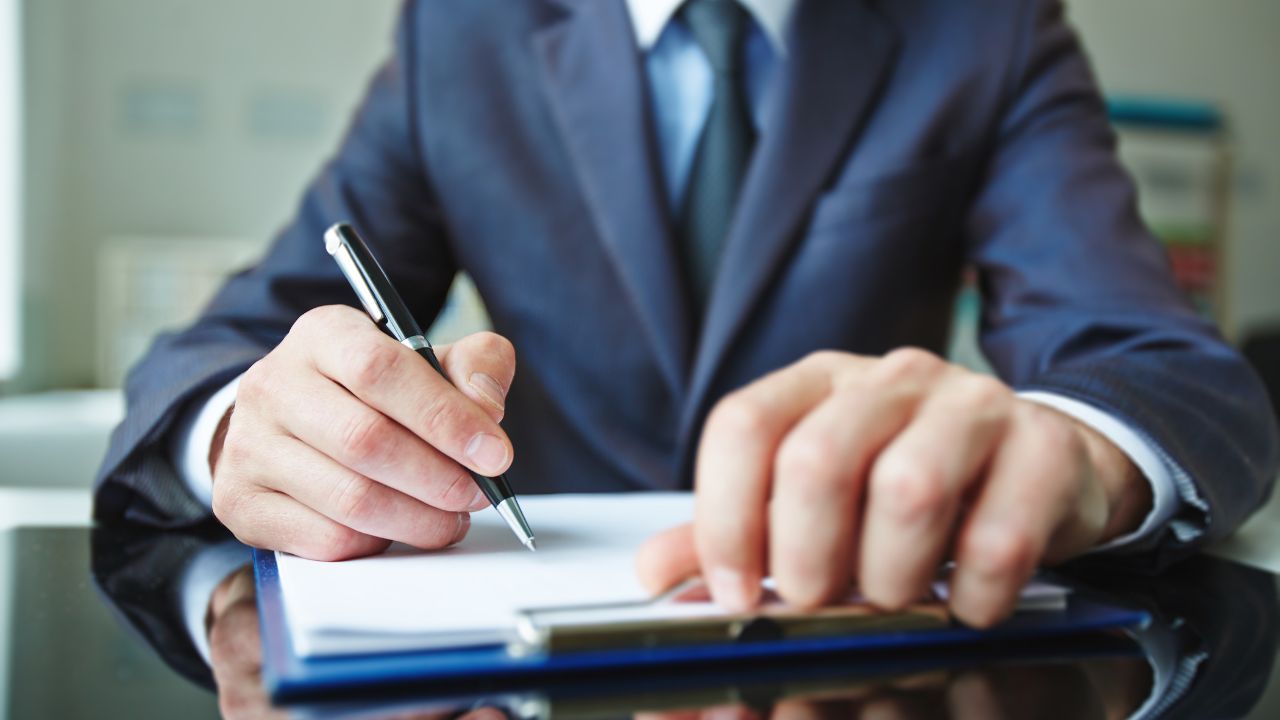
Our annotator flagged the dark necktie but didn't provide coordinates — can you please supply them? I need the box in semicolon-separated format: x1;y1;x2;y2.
679;0;757;311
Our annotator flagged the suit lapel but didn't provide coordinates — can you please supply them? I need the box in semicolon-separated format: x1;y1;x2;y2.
683;0;901;433
533;0;693;395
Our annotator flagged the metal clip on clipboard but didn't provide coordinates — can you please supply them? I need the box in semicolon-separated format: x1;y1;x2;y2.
510;578;952;657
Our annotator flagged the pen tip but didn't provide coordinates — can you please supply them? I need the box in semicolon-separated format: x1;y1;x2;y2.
523;537;537;552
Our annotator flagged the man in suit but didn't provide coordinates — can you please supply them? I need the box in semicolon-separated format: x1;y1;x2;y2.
96;0;1279;628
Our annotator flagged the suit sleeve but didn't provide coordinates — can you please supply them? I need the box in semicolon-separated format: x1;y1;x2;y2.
93;0;456;527
967;0;1279;566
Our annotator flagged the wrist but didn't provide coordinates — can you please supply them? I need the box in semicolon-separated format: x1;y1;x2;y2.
208;404;234;479
1075;420;1151;542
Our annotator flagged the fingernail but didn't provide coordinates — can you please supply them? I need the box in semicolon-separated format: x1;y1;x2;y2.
467;373;507;413
465;433;509;475
468;486;491;511
708;568;749;612
451;513;472;545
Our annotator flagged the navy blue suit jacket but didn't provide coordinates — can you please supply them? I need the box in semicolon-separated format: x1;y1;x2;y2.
96;0;1279;567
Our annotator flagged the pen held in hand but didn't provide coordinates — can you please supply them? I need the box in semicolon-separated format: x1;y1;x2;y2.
323;222;536;552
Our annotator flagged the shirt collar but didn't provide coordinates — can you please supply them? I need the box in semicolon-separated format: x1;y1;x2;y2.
625;0;795;54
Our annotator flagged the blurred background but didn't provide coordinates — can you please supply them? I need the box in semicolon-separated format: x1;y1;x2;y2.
0;0;1277;496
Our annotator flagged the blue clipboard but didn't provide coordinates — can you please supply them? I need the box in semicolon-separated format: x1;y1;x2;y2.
254;549;1150;702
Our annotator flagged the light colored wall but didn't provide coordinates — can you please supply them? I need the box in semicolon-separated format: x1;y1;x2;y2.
15;0;400;391
0;0;20;379
1068;0;1280;339
12;1;1280;392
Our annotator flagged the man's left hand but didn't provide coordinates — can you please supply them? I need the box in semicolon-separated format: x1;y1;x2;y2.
637;349;1150;628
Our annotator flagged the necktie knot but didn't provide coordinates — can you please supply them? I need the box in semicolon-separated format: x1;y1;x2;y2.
680;0;751;75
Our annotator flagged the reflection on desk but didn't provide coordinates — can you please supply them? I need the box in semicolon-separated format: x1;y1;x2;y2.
85;526;1280;720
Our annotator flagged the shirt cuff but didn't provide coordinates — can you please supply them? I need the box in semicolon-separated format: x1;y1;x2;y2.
179;541;253;667
167;375;243;511
1017;391;1180;551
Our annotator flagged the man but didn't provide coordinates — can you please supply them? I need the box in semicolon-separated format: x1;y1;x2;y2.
96;0;1279;628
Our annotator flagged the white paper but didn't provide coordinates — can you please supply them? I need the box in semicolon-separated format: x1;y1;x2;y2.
274;492;1071;658
275;492;694;657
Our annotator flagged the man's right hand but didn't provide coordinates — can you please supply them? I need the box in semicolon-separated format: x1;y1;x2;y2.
210;305;516;561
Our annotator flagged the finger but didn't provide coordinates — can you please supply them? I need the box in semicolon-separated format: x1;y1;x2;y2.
702;705;759;720
435;332;517;422
859;375;1011;610
274;372;489;512
259;435;472;552
948;406;1105;627
294;306;513;477
215;482;391;561
696;352;858;612
207;565;253;623
889;671;951;691
770;380;919;609
209;597;290;720
945;671;1004;720
208;597;262;672
636;523;699;594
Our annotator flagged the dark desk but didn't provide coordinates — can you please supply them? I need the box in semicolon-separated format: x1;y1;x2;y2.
6;524;1280;719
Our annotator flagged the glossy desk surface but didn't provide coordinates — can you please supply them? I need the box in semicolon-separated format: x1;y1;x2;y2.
6;514;1280;718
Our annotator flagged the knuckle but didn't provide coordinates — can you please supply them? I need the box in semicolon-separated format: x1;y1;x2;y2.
877;347;944;382
871;458;949;523
299;304;356;331
343;342;402;392
212;480;248;529
775;433;842;491
216;428;249;472
474;332;515;363
214;493;269;551
416;393;471;447
707;394;775;444
437;468;479;510
211;488;234;528
328;473;381;527
237;360;272;405
1021;404;1083;455
292;305;337;340
799;349;845;369
338;412;394;466
312;524;370;562
417;513;465;550
957;375;1011;410
291;306;324;333
966;526;1037;579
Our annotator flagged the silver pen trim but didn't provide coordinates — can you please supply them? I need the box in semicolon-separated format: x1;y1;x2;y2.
496;497;536;552
401;335;430;351
325;230;385;325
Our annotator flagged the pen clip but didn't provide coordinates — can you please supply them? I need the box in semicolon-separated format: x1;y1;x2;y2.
325;225;386;325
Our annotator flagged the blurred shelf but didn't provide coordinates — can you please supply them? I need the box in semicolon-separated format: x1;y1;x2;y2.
0;390;123;489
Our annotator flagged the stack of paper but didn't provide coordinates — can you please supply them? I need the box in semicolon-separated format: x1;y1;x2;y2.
275;493;694;657
274;492;1069;659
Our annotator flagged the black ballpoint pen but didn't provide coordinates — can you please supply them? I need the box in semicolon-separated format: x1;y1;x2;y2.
323;222;536;551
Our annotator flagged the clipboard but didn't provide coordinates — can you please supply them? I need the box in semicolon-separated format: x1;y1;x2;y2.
510;577;953;656
293;629;1145;719
253;549;1151;702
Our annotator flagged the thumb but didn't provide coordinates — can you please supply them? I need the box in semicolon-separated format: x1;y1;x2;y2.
434;332;517;423
636;523;701;595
